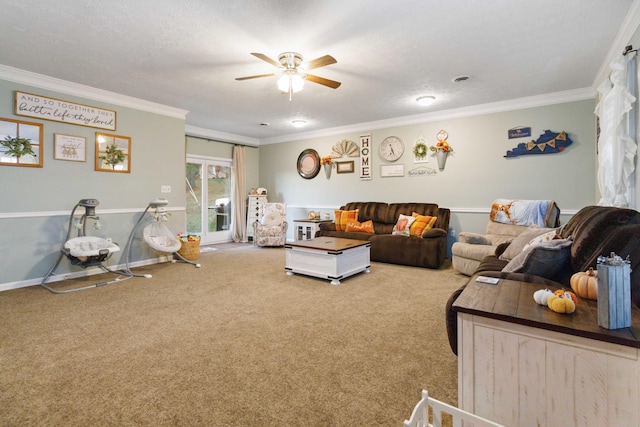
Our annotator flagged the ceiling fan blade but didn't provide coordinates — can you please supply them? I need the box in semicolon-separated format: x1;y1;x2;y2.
235;73;275;81
250;52;281;68
305;55;337;70
306;74;341;89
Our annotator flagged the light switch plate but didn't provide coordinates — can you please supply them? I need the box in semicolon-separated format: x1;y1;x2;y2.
161;185;171;193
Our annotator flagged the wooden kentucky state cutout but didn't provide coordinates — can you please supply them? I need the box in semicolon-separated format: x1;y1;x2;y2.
505;130;572;158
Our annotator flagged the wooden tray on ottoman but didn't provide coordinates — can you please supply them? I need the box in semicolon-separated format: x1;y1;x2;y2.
285;237;371;285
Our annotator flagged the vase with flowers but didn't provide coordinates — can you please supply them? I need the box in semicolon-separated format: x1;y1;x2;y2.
320;155;333;178
430;130;453;170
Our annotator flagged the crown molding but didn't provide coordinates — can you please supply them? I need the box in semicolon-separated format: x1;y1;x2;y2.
593;0;640;87
1;63;596;147
185;125;260;146
0;64;188;120
258;87;595;145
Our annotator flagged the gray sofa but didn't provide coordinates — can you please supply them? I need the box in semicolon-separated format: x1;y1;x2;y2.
316;202;450;269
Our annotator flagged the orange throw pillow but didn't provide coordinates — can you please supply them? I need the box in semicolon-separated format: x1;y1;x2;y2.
345;219;375;233
334;209;359;231
410;213;437;237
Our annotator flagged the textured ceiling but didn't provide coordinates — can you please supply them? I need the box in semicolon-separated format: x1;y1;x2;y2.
0;0;635;143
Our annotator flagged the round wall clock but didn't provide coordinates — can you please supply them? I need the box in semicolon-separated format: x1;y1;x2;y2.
379;136;404;162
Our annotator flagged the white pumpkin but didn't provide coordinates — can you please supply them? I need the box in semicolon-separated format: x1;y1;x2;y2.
533;288;554;306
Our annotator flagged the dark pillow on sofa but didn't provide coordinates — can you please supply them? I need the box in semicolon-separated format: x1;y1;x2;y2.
502;238;572;278
499;226;555;261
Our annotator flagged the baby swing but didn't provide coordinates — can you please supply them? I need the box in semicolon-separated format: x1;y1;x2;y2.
121;198;201;278
40;198;130;294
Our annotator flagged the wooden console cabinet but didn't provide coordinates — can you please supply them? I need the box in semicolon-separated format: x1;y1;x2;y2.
453;277;640;427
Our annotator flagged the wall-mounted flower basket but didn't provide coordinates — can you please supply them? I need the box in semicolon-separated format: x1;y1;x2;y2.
321;155;332;179
430;130;453;171
436;151;448;170
324;163;332;179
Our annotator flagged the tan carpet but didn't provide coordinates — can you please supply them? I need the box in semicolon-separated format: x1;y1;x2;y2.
0;245;467;426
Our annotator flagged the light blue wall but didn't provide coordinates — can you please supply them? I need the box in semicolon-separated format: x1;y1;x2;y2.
0;80;186;289
259;100;597;244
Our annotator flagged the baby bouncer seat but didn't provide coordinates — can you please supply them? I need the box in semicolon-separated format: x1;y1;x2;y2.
41;198;130;294
63;236;120;266
121;198;200;278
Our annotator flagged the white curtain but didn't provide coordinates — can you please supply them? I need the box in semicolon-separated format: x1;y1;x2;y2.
231;145;248;242
595;53;638;208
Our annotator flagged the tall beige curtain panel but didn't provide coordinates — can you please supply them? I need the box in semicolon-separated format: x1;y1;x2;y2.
232;145;248;242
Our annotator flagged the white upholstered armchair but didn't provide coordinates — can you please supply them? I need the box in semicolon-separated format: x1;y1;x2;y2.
252;203;288;247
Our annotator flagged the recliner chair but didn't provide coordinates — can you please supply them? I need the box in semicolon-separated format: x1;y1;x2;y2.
452;200;560;275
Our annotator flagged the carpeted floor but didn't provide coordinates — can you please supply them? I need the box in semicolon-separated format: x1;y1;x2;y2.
0;244;468;426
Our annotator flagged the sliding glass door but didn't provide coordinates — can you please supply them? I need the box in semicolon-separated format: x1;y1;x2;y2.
186;155;233;244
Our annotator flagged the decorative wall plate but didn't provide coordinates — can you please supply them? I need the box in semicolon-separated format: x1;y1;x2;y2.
297;148;321;179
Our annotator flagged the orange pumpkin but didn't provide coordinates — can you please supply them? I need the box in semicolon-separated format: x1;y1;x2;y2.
570;267;598;300
554;289;577;303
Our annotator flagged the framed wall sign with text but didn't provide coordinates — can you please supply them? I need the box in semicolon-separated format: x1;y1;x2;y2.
54;133;87;162
15;91;116;130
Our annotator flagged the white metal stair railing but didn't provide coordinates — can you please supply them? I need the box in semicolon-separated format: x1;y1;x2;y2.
404;390;504;427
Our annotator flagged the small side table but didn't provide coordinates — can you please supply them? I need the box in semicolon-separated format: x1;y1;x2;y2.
292;219;332;241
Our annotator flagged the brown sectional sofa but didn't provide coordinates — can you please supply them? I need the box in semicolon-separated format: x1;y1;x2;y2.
316;202;450;269
445;205;640;355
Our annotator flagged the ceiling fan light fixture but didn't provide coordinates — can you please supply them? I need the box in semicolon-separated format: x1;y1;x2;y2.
277;70;306;93
416;95;436;106
292;120;307;127
236;52;340;97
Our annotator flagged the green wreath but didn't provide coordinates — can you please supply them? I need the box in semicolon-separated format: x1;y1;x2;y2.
1;136;34;161
99;143;126;169
413;141;428;159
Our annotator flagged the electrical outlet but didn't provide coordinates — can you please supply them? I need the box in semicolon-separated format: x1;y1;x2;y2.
161;185;171;193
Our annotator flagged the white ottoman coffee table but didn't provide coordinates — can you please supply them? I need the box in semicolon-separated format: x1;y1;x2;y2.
285;237;371;285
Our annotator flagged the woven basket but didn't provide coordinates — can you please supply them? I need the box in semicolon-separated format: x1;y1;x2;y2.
177;239;200;260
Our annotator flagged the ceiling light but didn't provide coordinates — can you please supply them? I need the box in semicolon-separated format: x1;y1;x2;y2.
416;95;436;106
277;69;306;100
292;120;307;128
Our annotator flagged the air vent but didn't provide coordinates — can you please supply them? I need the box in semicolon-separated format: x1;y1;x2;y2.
453;76;470;83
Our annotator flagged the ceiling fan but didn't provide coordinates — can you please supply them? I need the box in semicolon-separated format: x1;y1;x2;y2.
235;52;341;100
